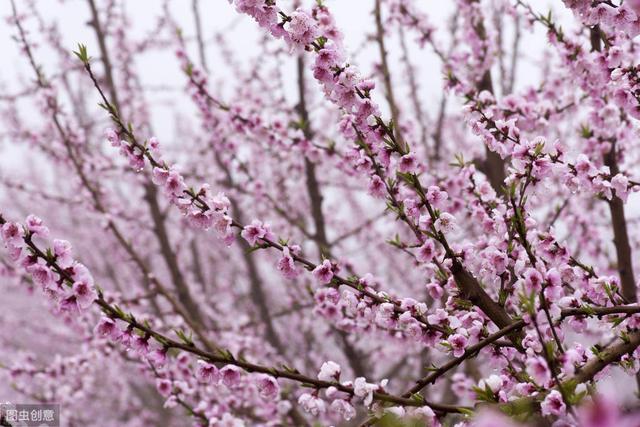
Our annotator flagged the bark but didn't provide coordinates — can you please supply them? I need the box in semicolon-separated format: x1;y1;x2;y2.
145;184;205;325
605;144;637;303
297;56;369;378
469;0;507;193
374;0;405;148
234;199;287;356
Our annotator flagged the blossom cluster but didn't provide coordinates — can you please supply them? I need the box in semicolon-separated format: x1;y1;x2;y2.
105;129;236;244
1;216;98;315
5;0;640;426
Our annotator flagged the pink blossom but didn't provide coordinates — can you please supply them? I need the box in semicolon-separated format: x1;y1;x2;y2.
488;248;508;274
316;45;342;68
156;379;172;397
188;211;213;230
4;2;640;424
53;239;73;269
241;219;272;246
524;268;544;292
94;317;121;340
212;211;232;237
118;328;135;348
426;281;444;299
526;356;551;385
1;222;22;245
473;409;519;427
353;377;378;407
448;333;468;357
367;175;386;198
25;215;49;238
426;186;448;207
355;99;380;121
330;399;355;420
611;174;630;202
376;302;396;328
277;246;299;279
164;169;186;197
5;244;23;263
532;157;553;179
132;335;150;356
148;136;160;152
411;406;437;424
287;9;318;46
575;154;594;177
617;4;639;24
416;241;435;262
28;264;54;288
195;360;219;383
105;128;119;147
317;361;341;382
72;281;97;309
147;348;168;366
163;395;177;409
151;167;169;185
70;262;94;286
220;365;242;388
176;352;190;368
298;393;326;415
479;375;504;394
312;259;334;283
398;153;417;173
541;390;566;416
578;397;620;427
58;295;79;313
210;192;231;211
434;212;456;233
255;374;279;400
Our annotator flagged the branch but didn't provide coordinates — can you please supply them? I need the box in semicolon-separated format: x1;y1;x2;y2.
0;211;469;414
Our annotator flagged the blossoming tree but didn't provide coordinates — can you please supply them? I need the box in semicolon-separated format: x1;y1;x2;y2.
2;0;640;425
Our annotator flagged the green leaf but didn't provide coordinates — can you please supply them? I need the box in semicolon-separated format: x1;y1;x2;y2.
73;43;91;64
185;61;193;77
374;413;426;427
175;328;194;346
499;397;536;421
409;393;425;404
472;385;497;403
580;304;596;317
457;407;474;417
579;123;593;139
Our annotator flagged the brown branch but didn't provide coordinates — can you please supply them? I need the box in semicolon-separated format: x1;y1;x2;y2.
191;0;209;73
296;56;330;257
507;14;521;95
374;0;405;149
405;319;526;396
468;0;506;194
296;55;369;378
398;25;428;152
232;198;287;356
86;1;212;333
87;0;121;112
0;211;469;414
604;142;637;303
589;27;636;304
10;1;216;351
145;183;205;325
450;259;517;332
